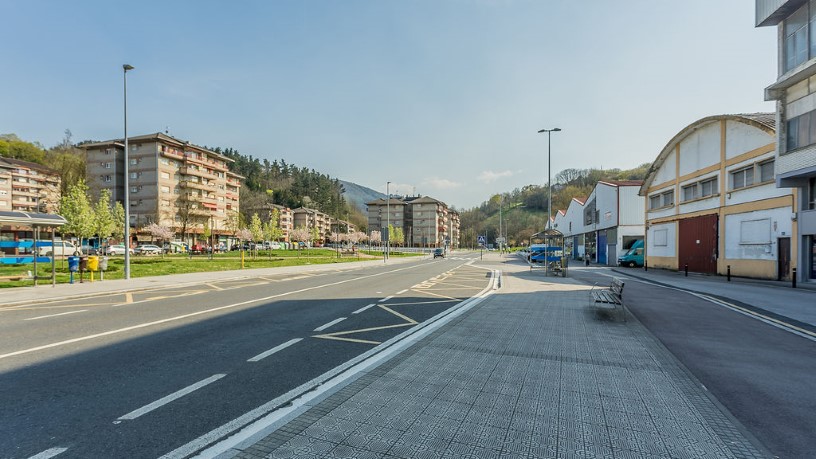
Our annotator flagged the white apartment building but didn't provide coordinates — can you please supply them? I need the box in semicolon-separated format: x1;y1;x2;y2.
757;0;816;282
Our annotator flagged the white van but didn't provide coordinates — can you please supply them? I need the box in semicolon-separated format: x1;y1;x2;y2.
37;241;79;257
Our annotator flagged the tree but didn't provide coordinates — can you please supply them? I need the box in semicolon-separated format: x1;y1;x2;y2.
45;129;86;195
60;180;94;251
92;189;117;250
144;223;174;257
290;227;311;253
111;202;126;242
0;134;46;163
248;213;264;258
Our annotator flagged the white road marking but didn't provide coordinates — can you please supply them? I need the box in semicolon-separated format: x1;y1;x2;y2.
1;263;426;361
396;289;408;295
352;303;376;314
24;310;87;321
379;295;394;303
27;448;67;459
248;338;302;362
117;374;226;421
314;317;347;332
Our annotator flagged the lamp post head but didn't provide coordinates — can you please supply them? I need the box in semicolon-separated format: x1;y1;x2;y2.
537;128;562;133
123;64;134;72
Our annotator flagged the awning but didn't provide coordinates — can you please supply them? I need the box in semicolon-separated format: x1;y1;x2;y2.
0;211;67;227
202;203;218;209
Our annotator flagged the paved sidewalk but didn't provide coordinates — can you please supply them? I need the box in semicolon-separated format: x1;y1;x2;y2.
227;258;768;459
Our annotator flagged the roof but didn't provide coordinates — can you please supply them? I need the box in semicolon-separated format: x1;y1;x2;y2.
81;132;234;163
0;156;59;176
598;180;643;187
640;113;776;194
365;198;407;206
0;211;66;227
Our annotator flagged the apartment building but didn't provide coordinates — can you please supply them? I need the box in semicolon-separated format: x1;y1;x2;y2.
0;156;61;213
756;0;816;283
292;207;332;242
83;133;241;243
366;195;459;248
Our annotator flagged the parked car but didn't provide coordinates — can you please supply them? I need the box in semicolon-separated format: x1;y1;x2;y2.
617;240;644;267
433;248;445;259
190;244;213;255
134;244;162;255
163;241;187;253
37;240;79;257
105;244;133;256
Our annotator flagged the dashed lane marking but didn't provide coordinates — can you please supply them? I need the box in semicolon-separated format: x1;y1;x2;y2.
24;310;88;321
117;374;226;421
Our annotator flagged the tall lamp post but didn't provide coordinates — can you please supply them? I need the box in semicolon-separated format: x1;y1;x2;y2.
123;64;135;280
386;181;391;260
537;128;561;230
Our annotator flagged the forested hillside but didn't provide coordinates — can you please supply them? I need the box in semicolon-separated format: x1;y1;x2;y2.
458;164;651;247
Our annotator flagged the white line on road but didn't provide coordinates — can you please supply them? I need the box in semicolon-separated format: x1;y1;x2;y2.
27;448;68;459
352;303;376;314
396;289;408;295
314;317;347;332
379;295;394;303
24;310;88;321
1;264;428;361
117;374;226;421
247;338;302;362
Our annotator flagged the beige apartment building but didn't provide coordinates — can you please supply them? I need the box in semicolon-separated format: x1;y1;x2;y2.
0;156;61;213
83;133;241;243
366;195;460;248
292;207;332;242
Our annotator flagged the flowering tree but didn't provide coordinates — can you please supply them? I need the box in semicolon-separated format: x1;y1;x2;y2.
369;230;381;246
290;226;310;252
143;223;174;257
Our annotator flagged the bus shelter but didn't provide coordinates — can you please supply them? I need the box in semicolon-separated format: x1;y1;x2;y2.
0;211;67;286
530;228;568;277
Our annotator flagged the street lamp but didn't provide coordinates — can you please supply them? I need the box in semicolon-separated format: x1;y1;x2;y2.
386;181;391;260
537;128;561;230
123;64;134;280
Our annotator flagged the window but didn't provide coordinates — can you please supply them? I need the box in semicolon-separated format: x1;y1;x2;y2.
785;4;809;72
786;109;816;151
104;162;112;169
682;184;697;202
731;167;754;190
160;172;170;180
701;178;717;197
740;218;771;244
0;190;7;195
809;177;816;210
130;158;138;165
160;158;170;165
654;229;668;247
131;187;139;193
130;172;138;179
759;160;774;183
161;186;170;193
650;190;674;209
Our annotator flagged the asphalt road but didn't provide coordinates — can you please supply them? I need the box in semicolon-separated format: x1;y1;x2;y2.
0;253;492;459
572;266;816;459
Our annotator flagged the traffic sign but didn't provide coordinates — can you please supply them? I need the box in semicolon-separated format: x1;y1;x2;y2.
477;236;486;245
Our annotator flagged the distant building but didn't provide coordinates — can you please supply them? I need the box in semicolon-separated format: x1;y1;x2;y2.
554;181;645;264
756;1;816;283
82;133;242;245
0;156;61;213
292;207;332;242
640;113;796;280
366;195;459;248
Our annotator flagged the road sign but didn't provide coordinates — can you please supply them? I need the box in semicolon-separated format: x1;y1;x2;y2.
496;237;506;244
478;236;486;245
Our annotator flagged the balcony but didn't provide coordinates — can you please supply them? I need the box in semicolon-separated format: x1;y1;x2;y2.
180;180;214;191
180;166;218;180
160;148;184;159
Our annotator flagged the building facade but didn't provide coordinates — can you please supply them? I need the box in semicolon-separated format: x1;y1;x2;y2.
366;195;460;248
554;181;645;265
640;113;797;279
0;157;61;214
292;207;332;242
756;0;816;282
83;133;241;244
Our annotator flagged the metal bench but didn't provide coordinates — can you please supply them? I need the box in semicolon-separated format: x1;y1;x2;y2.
590;278;625;321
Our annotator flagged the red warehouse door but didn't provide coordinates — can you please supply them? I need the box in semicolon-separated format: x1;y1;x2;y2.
678;214;718;274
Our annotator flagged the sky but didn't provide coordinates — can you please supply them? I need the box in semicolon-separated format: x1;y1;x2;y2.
0;0;778;210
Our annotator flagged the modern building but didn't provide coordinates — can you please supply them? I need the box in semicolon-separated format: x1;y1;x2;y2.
640;113;796;279
554;181;645;264
756;1;816;283
366;195;460;248
0;156;61;214
83;133;242;245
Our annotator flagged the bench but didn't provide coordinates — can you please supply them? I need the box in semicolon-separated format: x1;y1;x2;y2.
590;278;625;321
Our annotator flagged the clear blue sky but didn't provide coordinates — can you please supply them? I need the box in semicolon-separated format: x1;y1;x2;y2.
0;0;777;209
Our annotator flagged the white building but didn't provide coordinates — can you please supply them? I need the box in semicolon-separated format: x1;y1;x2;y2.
756;0;816;283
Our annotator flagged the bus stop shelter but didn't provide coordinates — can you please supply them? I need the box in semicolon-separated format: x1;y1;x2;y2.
0;211;67;286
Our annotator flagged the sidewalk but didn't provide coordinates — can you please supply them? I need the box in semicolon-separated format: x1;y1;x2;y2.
225;257;768;459
608;265;816;328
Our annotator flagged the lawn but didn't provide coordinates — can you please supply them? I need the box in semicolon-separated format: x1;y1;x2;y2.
0;248;422;288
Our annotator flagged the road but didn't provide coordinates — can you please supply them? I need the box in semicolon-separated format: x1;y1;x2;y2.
571;265;816;459
0;253;493;459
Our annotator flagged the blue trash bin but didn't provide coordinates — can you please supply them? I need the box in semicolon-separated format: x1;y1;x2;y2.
68;256;80;273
